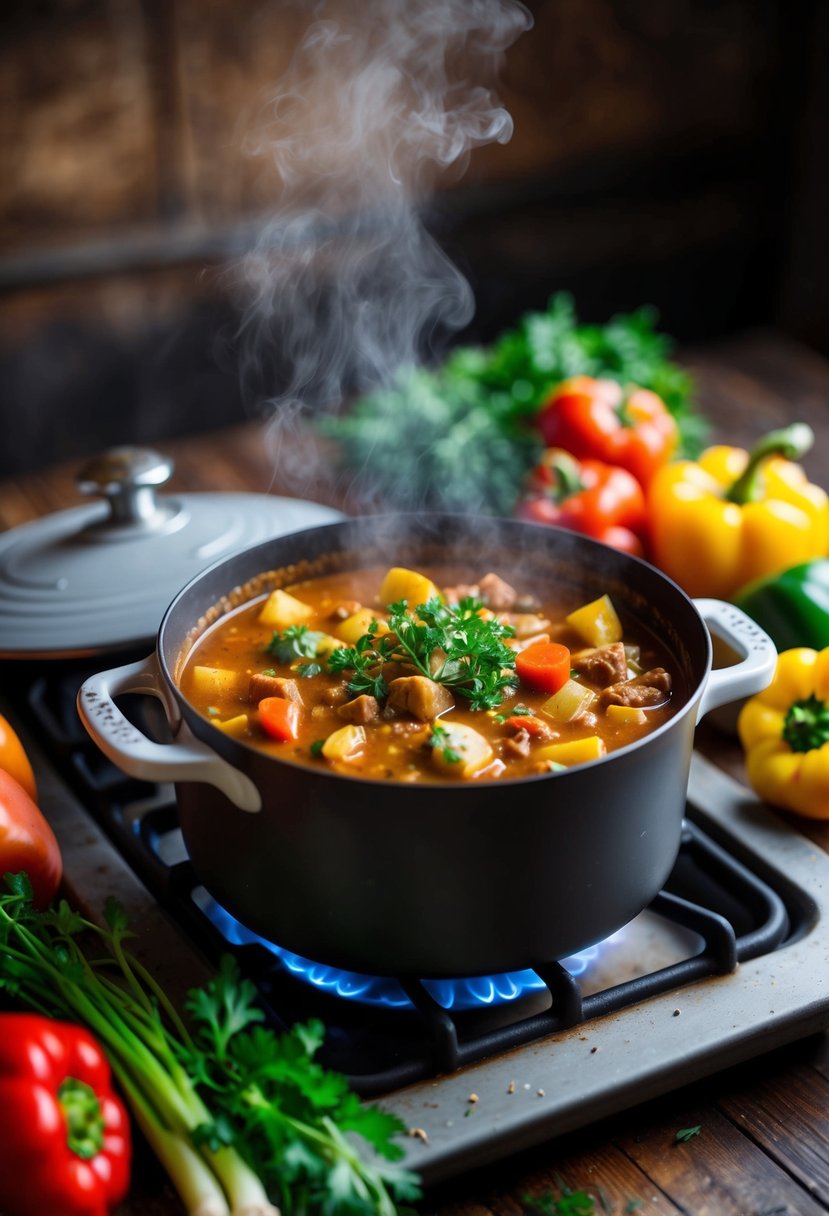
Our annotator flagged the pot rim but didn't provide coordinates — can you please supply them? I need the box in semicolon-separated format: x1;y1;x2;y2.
155;511;713;789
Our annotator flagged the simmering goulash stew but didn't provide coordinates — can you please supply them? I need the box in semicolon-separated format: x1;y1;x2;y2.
179;565;678;782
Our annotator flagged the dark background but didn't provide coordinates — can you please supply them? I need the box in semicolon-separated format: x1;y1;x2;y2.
1;0;827;478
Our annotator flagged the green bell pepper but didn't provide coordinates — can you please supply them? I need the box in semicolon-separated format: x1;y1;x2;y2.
734;559;829;651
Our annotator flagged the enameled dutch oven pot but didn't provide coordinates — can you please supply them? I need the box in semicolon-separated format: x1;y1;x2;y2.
78;514;776;978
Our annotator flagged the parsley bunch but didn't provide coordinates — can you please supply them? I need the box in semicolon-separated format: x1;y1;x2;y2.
323;292;705;515
0;874;419;1216
328;597;518;711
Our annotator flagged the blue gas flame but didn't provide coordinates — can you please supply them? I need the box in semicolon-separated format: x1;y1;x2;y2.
193;888;610;1011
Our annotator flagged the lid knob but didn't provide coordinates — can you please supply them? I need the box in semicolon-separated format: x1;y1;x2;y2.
76;447;176;531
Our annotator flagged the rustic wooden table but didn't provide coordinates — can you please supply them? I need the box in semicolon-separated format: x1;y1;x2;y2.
2;328;829;1216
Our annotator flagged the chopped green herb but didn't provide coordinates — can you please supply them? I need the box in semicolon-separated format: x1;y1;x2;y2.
330;596;517;711
675;1124;702;1143
261;667;277;677
310;739;325;758
296;662;323;678
521;1187;596;1215
265;625;327;665
429;724;462;764
494;703;531;722
207;706;220;717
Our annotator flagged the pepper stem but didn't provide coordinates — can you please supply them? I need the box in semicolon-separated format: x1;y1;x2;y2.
58;1076;105;1160
725;423;814;505
782;694;829;753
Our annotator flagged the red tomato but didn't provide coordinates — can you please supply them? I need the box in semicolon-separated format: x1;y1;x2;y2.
259;697;301;742
0;769;62;908
0;714;37;802
515;642;571;695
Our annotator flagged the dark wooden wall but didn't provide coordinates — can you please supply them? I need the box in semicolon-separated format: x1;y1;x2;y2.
1;0;825;478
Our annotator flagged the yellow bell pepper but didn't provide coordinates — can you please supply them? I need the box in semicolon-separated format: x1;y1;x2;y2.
737;646;829;819
648;424;829;600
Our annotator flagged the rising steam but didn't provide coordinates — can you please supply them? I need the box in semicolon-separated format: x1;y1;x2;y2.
237;0;532;494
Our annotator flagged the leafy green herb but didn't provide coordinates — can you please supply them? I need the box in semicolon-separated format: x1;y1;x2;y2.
182;960;420;1215
310;739;326;758
329;597;517;711
296;661;323;678
323;293;705;515
675;1124;702;1143
494;703;531;723
429;724;461;764
0;873;418;1216
521;1186;596;1215
266;625;327;665
328;631;391;699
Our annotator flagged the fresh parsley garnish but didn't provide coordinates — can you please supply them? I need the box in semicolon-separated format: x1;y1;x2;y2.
327;631;391;699
323;292;704;515
521;1186;596;1215
296;662;323;678
429;723;461;763
310;739;325;758
329;596;517;711
674;1124;702;1143
265;624;326;665
494;703;531;723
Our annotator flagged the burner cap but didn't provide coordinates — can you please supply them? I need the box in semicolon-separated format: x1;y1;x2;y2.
0;447;343;658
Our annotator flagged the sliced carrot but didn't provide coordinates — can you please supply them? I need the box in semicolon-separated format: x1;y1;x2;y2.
515;641;571;695
259;696;301;742
504;714;551;737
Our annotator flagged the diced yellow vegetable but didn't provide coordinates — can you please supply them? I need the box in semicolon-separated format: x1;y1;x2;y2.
565;594;623;647
336;608;387;645
379;566;440;609
321;724;366;761
605;704;648;726
431;721;494;779
314;632;346;657
190;666;247;699
534;736;606;767
258;589;314;629
213;713;250;737
540;679;597;723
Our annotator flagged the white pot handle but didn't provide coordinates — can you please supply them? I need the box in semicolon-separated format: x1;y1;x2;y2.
693;598;777;724
77;654;262;813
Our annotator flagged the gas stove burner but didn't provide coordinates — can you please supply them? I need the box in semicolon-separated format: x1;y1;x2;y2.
193;888;613;1011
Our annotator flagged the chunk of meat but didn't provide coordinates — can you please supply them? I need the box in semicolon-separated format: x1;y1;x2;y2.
442;581;479;604
571;642;628;688
478;572;518;610
502;727;532;759
600;668;672;708
500;613;553;639
387;676;455;720
337;694;380;724
248;674;303;705
319;682;350;707
329;599;362;621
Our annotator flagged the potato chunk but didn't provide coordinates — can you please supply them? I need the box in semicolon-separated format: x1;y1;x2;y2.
321;724;367;762
336;608;387;645
258;589;314;629
191;666;247;699
379;566;440;609
431;721;494;778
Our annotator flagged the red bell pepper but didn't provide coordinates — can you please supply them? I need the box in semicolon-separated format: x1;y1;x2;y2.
537;375;678;488
516;447;648;556
0;1013;131;1216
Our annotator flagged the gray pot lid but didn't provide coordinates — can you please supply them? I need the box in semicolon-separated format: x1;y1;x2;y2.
0;447;344;658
